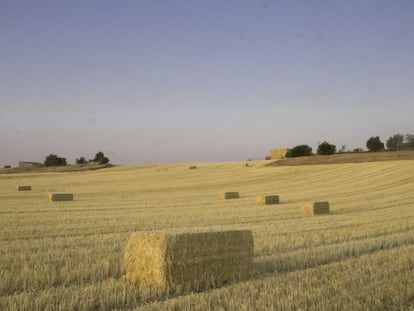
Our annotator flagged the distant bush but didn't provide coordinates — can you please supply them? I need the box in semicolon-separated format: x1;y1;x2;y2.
44;154;67;166
353;148;364;152
404;133;414;150
286;145;312;158
366;136;385;152
317;141;337;155
76;157;88;164
90;151;110;165
4;165;11;169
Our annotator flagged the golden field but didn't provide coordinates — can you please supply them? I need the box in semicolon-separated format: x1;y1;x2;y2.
0;158;413;310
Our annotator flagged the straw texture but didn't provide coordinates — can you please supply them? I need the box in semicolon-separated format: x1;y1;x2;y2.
125;229;254;292
256;195;279;205
219;192;240;200
48;193;74;202
301;201;330;216
17;186;32;191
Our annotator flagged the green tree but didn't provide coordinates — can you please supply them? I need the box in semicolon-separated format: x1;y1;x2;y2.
404;133;414;150
286;145;312;158
76;157;88;164
91;151;110;164
386;134;404;151
366;136;385;152
317;141;337;155
44;154;67;166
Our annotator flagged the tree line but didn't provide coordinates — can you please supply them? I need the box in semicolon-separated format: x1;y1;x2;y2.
44;151;110;167
285;133;414;158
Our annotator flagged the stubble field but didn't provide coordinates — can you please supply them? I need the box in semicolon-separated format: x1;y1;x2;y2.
0;158;413;310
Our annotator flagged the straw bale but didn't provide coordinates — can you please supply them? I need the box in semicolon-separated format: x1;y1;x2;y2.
48;193;74;202
256;195;279;205
219;192;240;200
270;148;288;159
125;229;254;293
18;186;32;191
301;201;330;216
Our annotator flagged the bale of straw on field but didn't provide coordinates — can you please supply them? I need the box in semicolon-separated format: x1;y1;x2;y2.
301;201;330;216
124;229;254;293
48;193;74;202
256;195;279;205
189;165;197;169
219;192;240;200
17;186;32;191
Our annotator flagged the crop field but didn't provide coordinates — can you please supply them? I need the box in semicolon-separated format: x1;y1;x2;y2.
0;158;413;310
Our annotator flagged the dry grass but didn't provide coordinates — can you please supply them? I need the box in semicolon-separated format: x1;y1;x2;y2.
269;150;414;166
125;229;253;293
0;163;111;174
0;159;413;310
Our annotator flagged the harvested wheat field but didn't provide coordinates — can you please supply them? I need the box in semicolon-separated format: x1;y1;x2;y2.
0;158;414;310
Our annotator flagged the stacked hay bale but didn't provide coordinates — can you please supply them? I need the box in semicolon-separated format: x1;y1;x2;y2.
48;193;74;202
17;186;32;191
219;192;240;200
301;201;330;216
125;229;254;293
256;195;279;205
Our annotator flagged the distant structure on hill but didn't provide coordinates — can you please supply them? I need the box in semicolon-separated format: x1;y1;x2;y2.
267;148;288;160
18;161;43;168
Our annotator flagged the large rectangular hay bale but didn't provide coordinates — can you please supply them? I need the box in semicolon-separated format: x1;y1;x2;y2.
48;193;74;202
301;201;330;216
18;186;32;191
256;195;279;205
219;192;240;200
125;229;254;292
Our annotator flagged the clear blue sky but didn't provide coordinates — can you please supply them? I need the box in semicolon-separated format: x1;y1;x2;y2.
1;0;413;166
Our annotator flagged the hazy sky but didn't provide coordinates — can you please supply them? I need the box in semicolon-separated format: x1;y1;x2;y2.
1;0;413;166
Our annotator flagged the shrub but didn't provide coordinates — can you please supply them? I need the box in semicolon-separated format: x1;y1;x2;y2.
286;145;312;158
317;141;337;155
44;154;67;166
91;151;110;165
386;134;404;151
76;157;88;164
404;133;414;150
366;137;385;152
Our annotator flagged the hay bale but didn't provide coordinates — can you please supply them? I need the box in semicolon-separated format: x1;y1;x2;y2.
189;165;197;170
301;201;330;216
48;193;74;202
256;195;279;205
219;192;240;200
125;229;254;293
18;186;32;191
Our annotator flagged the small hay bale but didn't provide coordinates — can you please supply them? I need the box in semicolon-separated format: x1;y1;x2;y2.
301;201;330;216
18;186;32;191
125;229;254;293
48;193;74;202
189;165;197;170
219;192;240;200
256;195;279;205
